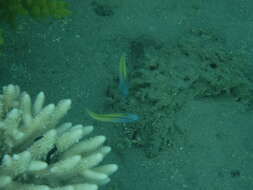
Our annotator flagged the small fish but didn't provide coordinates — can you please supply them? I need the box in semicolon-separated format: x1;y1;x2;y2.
119;54;129;97
86;109;139;123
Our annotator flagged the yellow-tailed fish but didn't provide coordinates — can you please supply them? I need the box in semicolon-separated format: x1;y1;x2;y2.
119;54;129;97
86;109;139;123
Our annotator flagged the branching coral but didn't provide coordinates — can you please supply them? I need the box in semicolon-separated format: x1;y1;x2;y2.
0;84;118;190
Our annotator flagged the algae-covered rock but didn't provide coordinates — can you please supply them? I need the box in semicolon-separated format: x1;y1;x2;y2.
107;30;253;158
0;0;71;25
0;29;4;45
0;0;71;53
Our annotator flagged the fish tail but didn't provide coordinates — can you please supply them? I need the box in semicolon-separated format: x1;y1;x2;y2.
119;54;127;81
119;54;129;97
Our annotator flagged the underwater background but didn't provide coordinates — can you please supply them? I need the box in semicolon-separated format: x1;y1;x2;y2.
1;0;253;189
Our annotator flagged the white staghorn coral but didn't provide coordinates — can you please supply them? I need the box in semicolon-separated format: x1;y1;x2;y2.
0;84;118;190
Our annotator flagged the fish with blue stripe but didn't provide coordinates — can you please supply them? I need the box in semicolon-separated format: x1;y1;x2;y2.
86;109;139;123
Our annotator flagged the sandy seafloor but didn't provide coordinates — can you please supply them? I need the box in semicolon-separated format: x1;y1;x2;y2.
1;0;253;189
